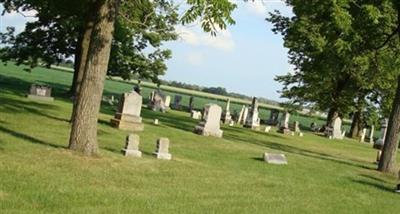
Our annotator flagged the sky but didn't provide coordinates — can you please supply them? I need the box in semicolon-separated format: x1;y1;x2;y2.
0;1;293;101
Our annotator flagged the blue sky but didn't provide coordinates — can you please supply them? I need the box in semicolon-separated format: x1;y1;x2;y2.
0;1;293;101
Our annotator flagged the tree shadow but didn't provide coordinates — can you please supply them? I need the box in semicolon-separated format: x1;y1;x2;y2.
0;125;66;149
350;174;396;193
141;109;197;133
0;96;69;123
224;129;375;170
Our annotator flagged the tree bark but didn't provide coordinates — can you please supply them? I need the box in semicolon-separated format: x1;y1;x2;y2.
69;18;94;122
349;110;363;139
326;107;338;126
69;0;119;155
378;74;400;173
69;29;83;96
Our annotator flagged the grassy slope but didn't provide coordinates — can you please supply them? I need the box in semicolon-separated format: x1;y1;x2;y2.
0;64;399;213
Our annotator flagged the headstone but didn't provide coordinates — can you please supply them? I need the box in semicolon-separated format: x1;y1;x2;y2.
265;126;271;132
229;121;234;126
194;104;223;138
190;110;202;120
299;132;304;137
359;128;367;143
267;109;280;125
148;90;167;112
164;96;171;108
263;153;287;165
278;112;291;134
153;138;172;160
188;96;194;112
369;125;375;144
242;107;249;125
110;91;144;131
244;97;260;130
374;118;388;150
236;105;246;124
172;95;182;110
122;134;142;157
325;117;343;139
222;99;232;124
310;122;319;132
293;121;300;133
27;84;54;101
154;119;159;125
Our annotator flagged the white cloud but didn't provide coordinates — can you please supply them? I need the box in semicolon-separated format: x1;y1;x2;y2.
246;0;267;16
186;52;205;66
176;26;235;52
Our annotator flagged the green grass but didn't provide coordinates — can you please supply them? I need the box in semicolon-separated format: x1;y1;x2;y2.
1;64;399;213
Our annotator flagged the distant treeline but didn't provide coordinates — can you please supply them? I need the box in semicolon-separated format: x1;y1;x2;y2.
160;80;280;107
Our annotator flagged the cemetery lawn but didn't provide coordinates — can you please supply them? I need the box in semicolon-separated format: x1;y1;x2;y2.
1;65;400;213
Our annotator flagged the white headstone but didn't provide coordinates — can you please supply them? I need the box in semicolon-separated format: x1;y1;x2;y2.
244;97;260;129
164;96;171;108
120;92;142;116
191;110;202;119
375;119;388;149
110;91;144;131
331;117;343;139
194;104;223;138
122;134;142;157
360;128;367;143
369;125;375;144
263;153;287;165
237;105;246;124
265;126;271;132
153;138;172;160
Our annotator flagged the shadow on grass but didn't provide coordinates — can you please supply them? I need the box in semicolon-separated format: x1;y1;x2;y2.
0;125;66;149
351;174;396;193
0;96;69;123
141;109;197;133
224;129;375;171
251;157;264;162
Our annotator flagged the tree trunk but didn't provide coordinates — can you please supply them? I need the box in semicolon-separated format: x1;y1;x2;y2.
69;18;94;122
349;110;363;139
69;30;83;96
69;0;119;155
378;75;400;173
326;107;338;126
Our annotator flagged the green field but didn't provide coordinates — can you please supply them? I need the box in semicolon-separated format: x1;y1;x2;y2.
1;64;399;213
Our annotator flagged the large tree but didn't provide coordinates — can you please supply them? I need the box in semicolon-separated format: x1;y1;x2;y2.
1;0;237;155
269;0;400;172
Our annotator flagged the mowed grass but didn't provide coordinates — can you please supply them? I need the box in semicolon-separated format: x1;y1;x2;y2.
1;64;400;213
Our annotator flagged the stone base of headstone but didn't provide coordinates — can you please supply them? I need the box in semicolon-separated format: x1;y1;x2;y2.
263;153;287;165
110;113;144;131
153;152;172;160
264;126;271;132
194;123;223;138
27;94;54;101
122;149;142;157
278;128;291;135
